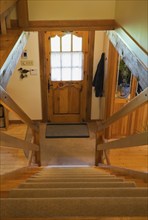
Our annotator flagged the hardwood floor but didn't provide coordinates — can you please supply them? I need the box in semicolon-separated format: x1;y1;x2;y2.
0;122;147;175
0;123;28;175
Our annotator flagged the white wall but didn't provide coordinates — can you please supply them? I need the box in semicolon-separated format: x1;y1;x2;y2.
7;32;42;120
91;31;106;120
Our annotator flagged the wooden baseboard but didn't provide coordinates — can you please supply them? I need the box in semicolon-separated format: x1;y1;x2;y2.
9;120;42;124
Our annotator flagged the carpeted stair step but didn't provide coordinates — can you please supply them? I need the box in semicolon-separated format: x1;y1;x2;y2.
35;168;108;175
32;174;112;178
9;187;148;198
1;197;147;218
26;177;124;182
18;181;136;188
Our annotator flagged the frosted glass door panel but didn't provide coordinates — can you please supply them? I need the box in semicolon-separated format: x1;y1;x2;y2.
73;35;82;51
51;36;60;52
62;34;71;51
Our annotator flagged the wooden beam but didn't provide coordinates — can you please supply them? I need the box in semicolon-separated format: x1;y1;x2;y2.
0;31;29;88
38;31;48;122
104;41;119;138
0;0;17;15
0;132;39;151
0;86;39;133
97;131;148;151
16;0;29;27
87;31;95;120
0;16;7;34
99;164;148;182
98;87;148;132
27;19;116;31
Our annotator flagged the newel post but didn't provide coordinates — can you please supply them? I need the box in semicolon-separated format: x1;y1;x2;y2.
95;131;104;166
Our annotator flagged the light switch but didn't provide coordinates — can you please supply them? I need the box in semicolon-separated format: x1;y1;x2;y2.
30;69;37;75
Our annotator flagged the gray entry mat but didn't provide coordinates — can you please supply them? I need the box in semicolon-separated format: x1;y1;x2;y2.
46;123;89;138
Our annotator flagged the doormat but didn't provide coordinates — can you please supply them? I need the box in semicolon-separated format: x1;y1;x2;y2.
45;123;89;138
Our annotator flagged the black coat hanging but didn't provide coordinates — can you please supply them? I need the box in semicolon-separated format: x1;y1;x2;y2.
92;52;105;97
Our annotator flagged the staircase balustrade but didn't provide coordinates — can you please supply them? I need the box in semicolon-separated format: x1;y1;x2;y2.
95;87;148;181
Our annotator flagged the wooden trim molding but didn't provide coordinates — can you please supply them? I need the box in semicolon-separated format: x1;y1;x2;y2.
97;131;148;151
86;31;95;120
38;31;48;122
0;132;39;151
27;19;116;31
16;0;29;27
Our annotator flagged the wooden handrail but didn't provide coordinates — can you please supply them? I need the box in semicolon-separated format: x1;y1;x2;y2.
0;0;18;34
0;132;39;151
98;87;148;132
0;31;30;84
0;0;18;15
97;131;148;150
99;164;148;182
0;85;39;133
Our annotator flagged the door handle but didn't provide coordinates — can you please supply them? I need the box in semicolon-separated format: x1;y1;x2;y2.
48;82;53;90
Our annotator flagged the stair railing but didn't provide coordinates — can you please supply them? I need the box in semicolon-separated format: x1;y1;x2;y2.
0;85;40;165
0;0;18;34
95;87;148;181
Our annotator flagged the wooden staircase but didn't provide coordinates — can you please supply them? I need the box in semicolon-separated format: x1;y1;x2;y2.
0;167;147;219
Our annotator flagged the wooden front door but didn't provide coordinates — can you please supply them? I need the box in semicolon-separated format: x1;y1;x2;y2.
45;31;88;122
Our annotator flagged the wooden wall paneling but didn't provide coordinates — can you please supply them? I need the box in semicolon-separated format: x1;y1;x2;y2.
99;88;148;132
111;101;129;137
130;75;138;100
16;0;29;27
38;31;48;122
105;41;119;138
86;31;95;121
133;102;148;133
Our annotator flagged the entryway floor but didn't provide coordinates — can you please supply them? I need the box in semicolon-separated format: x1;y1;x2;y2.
40;122;97;166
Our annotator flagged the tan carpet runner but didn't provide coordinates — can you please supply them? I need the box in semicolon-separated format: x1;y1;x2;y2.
0;167;147;218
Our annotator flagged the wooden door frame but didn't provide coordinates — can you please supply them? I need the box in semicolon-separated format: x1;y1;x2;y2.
39;30;95;122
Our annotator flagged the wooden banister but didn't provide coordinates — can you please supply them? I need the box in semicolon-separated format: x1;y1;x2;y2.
0;132;39;151
96;88;148;169
0;0;18;15
0;85;39;133
98;87;148;132
0;31;30;86
97;131;148;151
99;164;148;182
0;0;18;34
